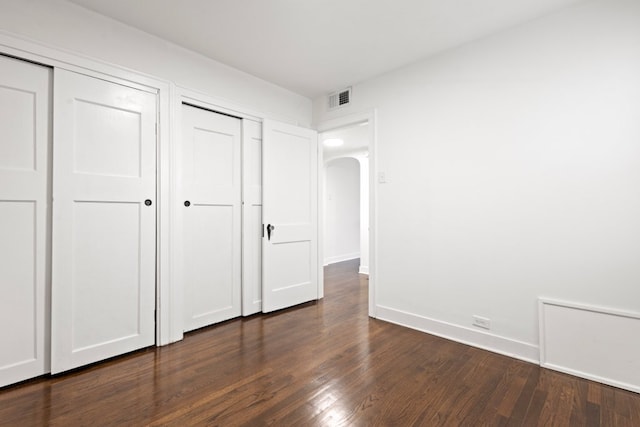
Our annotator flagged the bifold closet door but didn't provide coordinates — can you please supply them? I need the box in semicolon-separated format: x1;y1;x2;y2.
180;105;242;332
51;70;157;374
0;56;51;387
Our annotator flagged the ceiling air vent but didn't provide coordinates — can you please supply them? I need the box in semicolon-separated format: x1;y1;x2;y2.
328;87;352;110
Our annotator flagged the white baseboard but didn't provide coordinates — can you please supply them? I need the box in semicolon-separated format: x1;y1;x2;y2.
359;265;369;275
375;305;539;364
324;252;360;266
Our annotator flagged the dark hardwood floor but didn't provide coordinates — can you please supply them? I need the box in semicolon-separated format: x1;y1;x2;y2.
1;259;639;426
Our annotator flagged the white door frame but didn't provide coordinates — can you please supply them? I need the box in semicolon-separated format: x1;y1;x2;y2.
316;110;378;318
0;32;174;345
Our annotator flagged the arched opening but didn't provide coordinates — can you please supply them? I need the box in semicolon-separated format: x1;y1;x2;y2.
321;121;370;280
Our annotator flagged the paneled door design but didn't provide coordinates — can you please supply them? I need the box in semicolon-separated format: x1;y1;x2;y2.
180;104;242;332
262;120;319;313
0;56;51;387
51;69;157;374
242;119;263;316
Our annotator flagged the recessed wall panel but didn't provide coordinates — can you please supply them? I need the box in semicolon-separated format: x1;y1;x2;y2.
540;300;640;393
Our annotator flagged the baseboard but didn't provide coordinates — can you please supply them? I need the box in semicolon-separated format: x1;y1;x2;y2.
324;252;360;266
358;265;369;275
375;305;539;364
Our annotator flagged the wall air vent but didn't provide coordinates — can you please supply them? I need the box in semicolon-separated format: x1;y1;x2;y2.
328;87;352;110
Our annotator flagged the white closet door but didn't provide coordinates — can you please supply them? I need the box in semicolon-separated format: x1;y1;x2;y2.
51;69;157;374
0;56;50;387
262;120;319;313
180;105;241;332
242;119;263;316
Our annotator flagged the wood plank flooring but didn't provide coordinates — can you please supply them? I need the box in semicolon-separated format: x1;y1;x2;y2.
1;259;639;426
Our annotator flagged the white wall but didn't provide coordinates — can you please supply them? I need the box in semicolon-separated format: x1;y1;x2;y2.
313;0;640;360
324;157;360;265
0;0;311;125
358;157;370;275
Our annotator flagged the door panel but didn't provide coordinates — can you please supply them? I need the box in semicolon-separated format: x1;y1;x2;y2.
71;201;143;350
51;69;157;374
0;56;50;388
0;87;37;170
184;205;234;320
262;120;318;313
181;104;241;331
242;120;263;315
73;100;142;177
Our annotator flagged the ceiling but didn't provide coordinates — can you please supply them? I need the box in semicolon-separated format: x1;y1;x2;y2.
68;0;584;99
322;122;369;158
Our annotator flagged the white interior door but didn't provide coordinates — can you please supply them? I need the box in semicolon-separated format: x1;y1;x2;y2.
262;119;319;313
51;69;157;374
242;119;263;316
180;104;242;332
0;56;51;387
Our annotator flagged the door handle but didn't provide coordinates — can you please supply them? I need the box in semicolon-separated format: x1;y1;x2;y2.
267;224;275;240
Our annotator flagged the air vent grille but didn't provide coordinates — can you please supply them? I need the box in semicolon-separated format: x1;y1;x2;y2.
328;87;351;110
